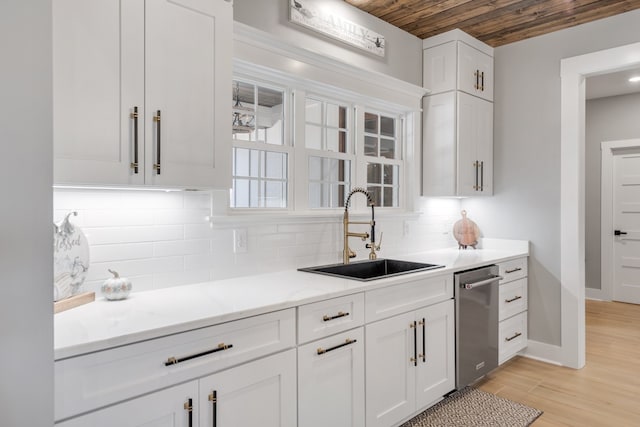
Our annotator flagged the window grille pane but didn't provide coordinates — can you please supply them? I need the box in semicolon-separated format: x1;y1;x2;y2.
380;115;395;137
308;156;350;208
234;179;250;207
306;98;322;124
383;187;396;207
383;164;397;185
250;149;260;178
305;124;322;150
367;163;382;184
264;181;286;208
365;135;378;157
265;151;285;179
367;186;381;207
380;138;396;159
364;112;378;134
326;102;340;127
256;87;283;145
234;148;249;177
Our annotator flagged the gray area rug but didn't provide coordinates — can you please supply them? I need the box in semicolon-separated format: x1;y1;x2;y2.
401;387;543;427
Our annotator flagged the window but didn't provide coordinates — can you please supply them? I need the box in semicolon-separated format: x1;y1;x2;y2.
304;97;353;209
231;79;289;208
363;112;402;208
230;72;409;212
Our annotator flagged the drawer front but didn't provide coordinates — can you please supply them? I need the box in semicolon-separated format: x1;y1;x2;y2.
499;278;528;321
298;293;365;344
499;311;527;364
365;273;453;323
498;257;528;284
55;308;296;421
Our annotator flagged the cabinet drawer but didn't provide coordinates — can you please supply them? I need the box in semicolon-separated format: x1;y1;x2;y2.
55;308;295;421
365;273;453;323
499;278;528;321
499;311;527;364
498;257;527;284
298;293;364;344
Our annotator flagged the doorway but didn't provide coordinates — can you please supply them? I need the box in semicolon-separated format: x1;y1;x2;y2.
601;140;640;303
560;41;640;369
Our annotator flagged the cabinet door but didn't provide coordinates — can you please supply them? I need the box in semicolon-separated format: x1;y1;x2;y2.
422;41;457;94
56;380;198;427
53;0;145;185
198;349;297;427
422;92;456;197
145;0;232;188
365;311;416;427
458;42;493;101
415;300;455;410
457;92;493;196
298;328;365;427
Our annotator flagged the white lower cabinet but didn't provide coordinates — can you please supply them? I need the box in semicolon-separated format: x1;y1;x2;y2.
365;299;455;427
199;349;297;427
298;328;365;427
57;380;199;427
57;350;296;427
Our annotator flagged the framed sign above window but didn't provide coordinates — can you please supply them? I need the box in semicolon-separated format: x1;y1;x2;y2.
289;0;386;57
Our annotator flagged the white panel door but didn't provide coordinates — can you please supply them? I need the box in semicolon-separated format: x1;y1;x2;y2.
198;350;297;427
613;150;640;303
458;42;493;101
457;92;493;196
298;328;365;427
422;92;456;196
422;41;457;95
57;380;198;427
365;311;416;427
415;300;455;410
53;0;145;185
145;0;232;188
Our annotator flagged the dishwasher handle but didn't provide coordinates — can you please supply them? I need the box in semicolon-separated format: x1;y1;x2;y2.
461;275;503;289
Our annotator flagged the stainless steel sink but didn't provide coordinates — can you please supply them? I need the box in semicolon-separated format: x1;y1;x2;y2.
298;259;444;281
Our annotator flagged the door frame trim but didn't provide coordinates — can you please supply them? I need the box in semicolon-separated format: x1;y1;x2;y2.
560;41;640;369
601;139;640;302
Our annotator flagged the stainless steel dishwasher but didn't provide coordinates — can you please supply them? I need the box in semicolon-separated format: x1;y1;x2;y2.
455;265;502;389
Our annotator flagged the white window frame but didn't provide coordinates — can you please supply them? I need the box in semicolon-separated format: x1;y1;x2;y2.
230;65;413;215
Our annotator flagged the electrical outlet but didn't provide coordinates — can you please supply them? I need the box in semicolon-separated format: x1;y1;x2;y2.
233;228;248;253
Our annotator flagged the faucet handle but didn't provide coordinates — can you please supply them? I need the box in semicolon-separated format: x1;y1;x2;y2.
366;232;383;252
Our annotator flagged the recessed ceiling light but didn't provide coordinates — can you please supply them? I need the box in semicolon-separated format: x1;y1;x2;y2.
629;76;640;83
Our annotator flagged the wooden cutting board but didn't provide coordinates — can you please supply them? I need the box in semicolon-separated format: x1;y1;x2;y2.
54;291;95;314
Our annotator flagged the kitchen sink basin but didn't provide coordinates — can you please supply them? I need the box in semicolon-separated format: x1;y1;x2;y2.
298;259;444;281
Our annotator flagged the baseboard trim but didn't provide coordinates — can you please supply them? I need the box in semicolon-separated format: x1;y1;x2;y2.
521;340;563;366
586;287;608;301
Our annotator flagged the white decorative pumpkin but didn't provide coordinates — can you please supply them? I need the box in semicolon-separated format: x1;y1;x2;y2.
101;269;132;300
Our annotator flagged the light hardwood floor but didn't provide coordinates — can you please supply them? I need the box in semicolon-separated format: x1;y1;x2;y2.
477;300;640;426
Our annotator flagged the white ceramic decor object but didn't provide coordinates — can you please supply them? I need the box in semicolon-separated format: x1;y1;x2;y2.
53;211;90;301
102;269;132;301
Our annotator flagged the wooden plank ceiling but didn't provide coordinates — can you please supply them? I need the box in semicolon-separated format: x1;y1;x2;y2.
344;0;640;47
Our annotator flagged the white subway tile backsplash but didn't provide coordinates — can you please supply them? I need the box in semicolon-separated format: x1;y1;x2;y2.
54;189;462;294
83;225;185;245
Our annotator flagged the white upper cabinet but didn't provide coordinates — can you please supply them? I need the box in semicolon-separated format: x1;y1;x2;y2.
422;39;493;102
457;41;493;102
422;30;494;197
53;0;232;189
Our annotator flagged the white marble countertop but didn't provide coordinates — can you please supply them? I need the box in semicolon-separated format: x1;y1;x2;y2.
54;240;528;360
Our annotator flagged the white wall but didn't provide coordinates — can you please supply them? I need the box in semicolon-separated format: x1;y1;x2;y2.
233;0;423;86
54;189;461;294
585;92;640;290
0;1;53;426
462;9;640;347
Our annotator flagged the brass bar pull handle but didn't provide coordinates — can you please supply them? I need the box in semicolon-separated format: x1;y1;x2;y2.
317;338;357;355
154;110;161;175
505;267;522;274
323;311;349;322
420;318;426;363
130;106;139;174
474;70;479;90
209;390;218;427
480;161;484;191
505;295;523;303
473;161;479;191
481;71;485;91
410;321;417;366
505;332;522;342
184;398;193;427
165;343;233;366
